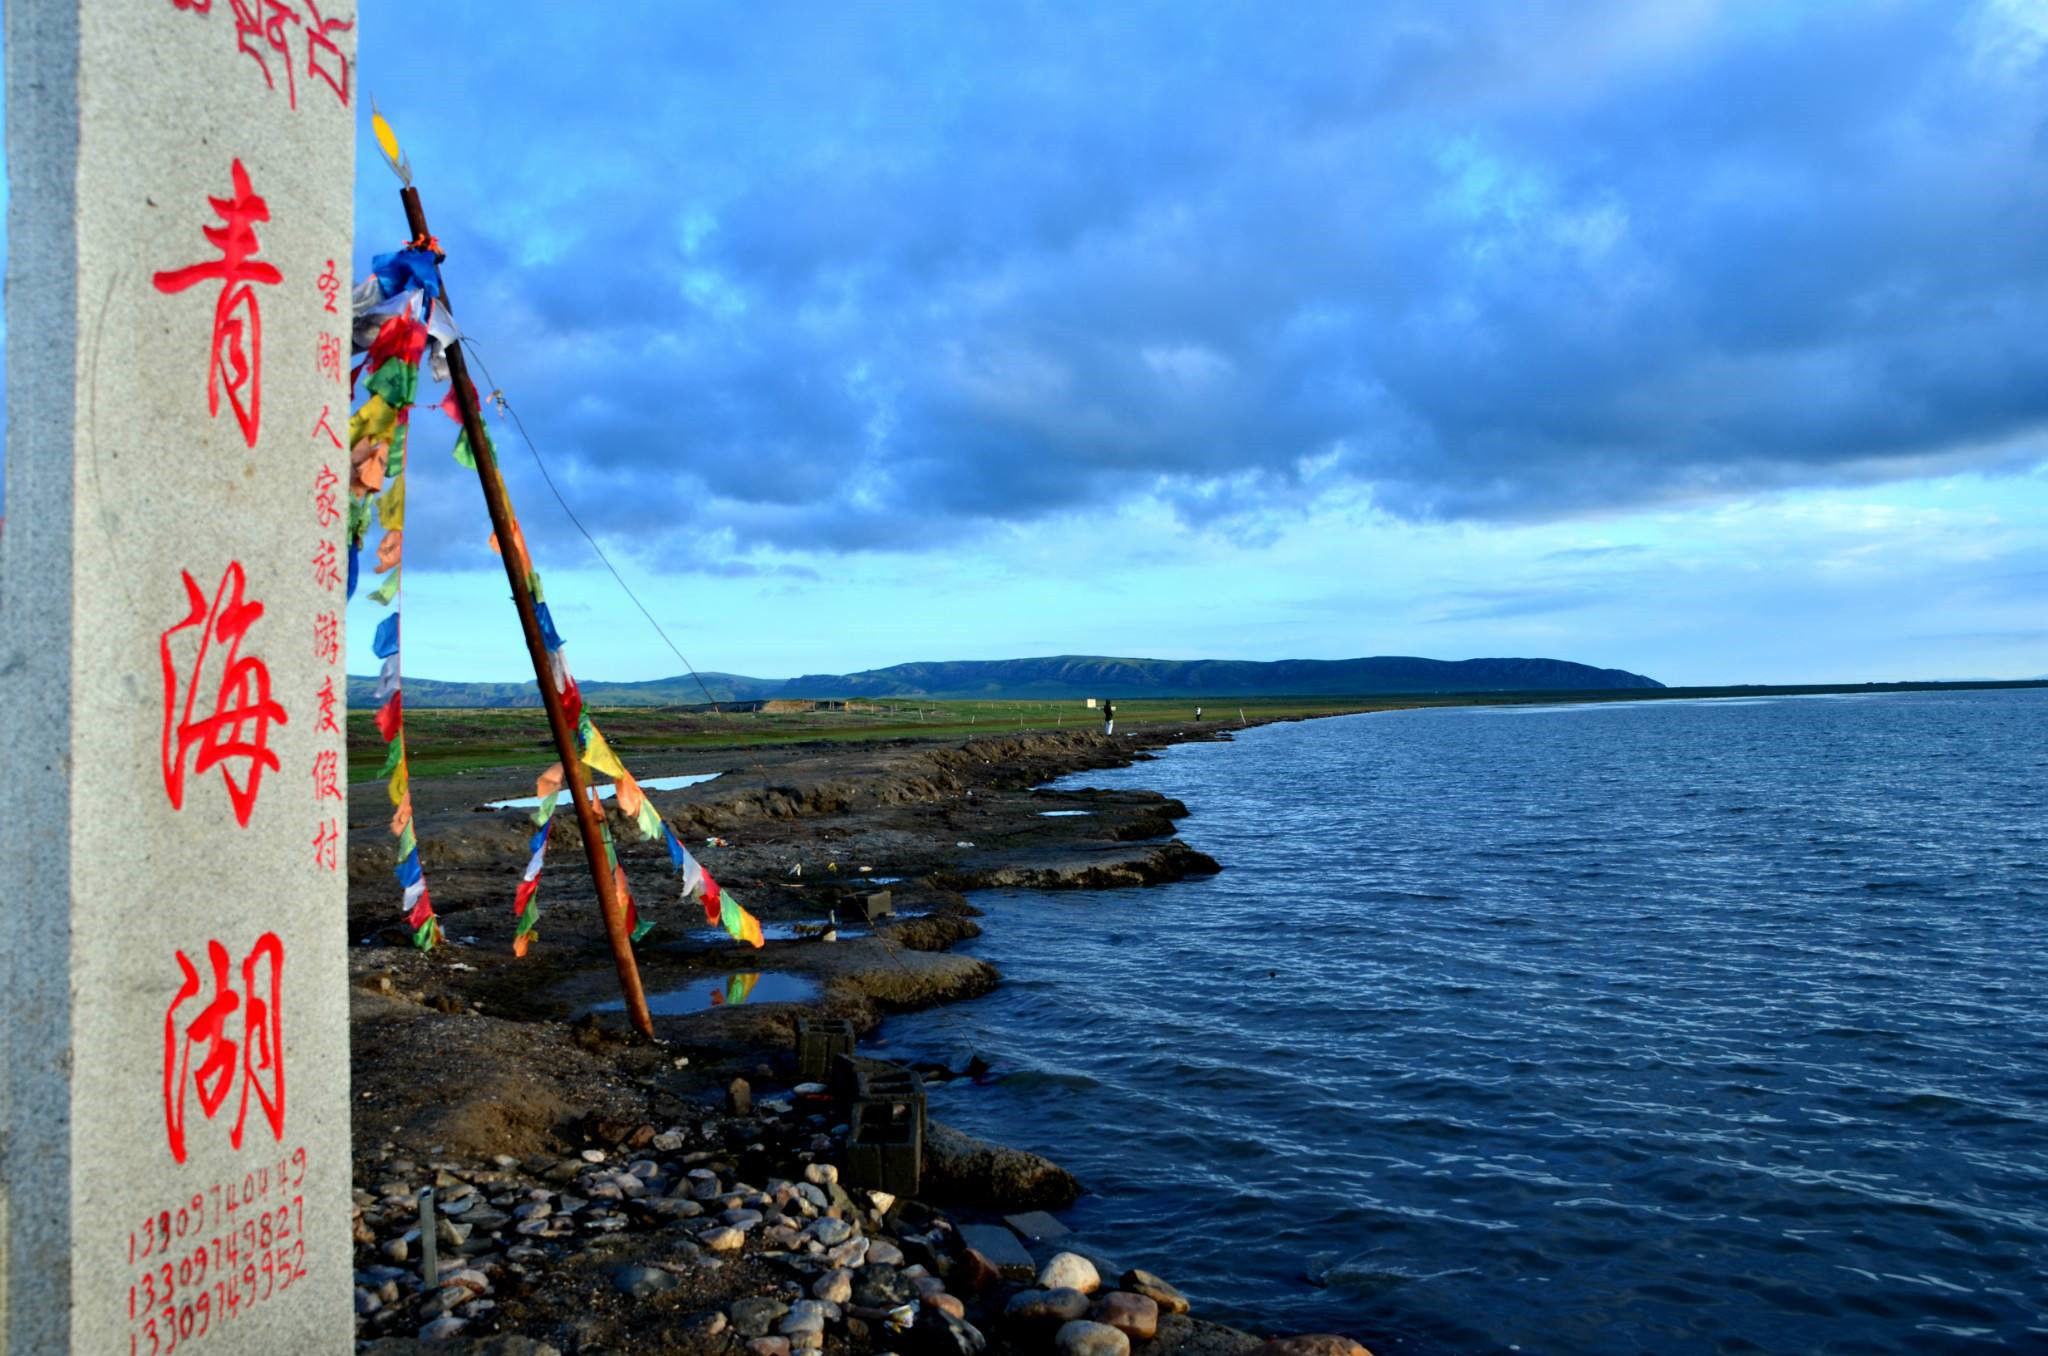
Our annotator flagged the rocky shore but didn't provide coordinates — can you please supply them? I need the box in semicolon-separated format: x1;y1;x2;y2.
347;720;1376;1355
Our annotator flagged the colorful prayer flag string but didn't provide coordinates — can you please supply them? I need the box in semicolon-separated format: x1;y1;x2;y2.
348;256;448;950
466;448;763;954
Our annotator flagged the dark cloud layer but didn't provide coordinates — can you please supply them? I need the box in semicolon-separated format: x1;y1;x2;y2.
358;0;2048;566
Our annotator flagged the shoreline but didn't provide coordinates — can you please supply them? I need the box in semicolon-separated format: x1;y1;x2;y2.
348;714;1341;1353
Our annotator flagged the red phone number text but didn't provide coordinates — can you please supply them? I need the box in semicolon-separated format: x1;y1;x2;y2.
124;1145;311;1354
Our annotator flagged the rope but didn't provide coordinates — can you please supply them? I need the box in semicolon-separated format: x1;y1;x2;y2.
464;343;729;716
457;342;990;1069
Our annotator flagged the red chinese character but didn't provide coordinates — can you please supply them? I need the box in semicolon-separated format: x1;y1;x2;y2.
162;933;285;1163
314;675;340;734
312;402;343;449
316;332;344;383
312;462;340;528
303;0;353;106
229;0;300;107
152;160;282;449
311;750;342;802
311;539;341;592
160;562;288;829
311;819;339;871
316;258;341;313
313;611;340;665
170;0;213;12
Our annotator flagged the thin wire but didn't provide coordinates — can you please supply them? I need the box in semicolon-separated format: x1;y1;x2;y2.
458;341;986;1063
464;343;728;716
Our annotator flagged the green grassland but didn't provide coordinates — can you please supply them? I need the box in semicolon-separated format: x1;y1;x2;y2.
348;680;2045;782
347;695;1392;780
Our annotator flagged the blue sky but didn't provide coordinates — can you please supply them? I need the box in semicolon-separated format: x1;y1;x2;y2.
12;2;2048;684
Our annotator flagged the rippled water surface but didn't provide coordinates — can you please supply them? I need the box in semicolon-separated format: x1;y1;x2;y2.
881;690;2048;1354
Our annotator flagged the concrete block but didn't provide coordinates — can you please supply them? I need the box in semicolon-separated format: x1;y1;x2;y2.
2;4;357;1349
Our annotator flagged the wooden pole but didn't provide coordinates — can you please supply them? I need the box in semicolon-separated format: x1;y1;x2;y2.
398;186;655;1039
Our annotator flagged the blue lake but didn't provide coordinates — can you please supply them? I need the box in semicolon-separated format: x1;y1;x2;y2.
879;690;2048;1354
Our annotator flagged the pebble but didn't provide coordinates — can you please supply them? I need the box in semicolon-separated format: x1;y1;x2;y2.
747;1341;792;1356
418;1315;468;1341
1055;1320;1130;1356
442;1268;492;1295
380;1237;409;1264
813;1268;854;1304
1006;1288;1090;1324
778;1311;826;1338
911;1305;986;1356
701;1226;747;1252
641;1198;705;1222
1037;1252;1101;1295
729;1296;791;1338
824;1236;869;1268
728;1078;754;1116
580;1149;607;1163
724;1208;765;1229
803;1163;838;1186
1092;1292;1159;1342
866;1240;905;1267
809;1217;854;1246
1119;1269;1190;1315
926;1293;965;1319
611;1264;680;1298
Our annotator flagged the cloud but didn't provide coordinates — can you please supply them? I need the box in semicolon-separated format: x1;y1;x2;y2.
358;0;2048;567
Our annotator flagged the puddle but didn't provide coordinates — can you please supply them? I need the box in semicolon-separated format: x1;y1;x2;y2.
690;920;869;943
594;971;820;1014
485;772;721;810
1037;810;1093;817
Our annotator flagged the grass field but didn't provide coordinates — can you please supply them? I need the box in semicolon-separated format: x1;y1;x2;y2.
348;681;2045;781
346;696;1400;780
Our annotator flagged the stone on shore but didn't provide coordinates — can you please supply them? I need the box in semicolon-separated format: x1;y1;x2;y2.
1038;1252;1102;1294
910;1305;987;1356
728;1078;754;1116
1093;1292;1160;1341
729;1297;790;1338
1121;1268;1191;1314
922;1122;1082;1209
747;1341;792;1356
1056;1319;1131;1356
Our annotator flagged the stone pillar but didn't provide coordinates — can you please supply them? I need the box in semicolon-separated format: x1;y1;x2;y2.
2;3;357;1351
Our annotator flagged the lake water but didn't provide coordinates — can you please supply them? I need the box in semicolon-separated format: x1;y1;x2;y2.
880;690;2048;1354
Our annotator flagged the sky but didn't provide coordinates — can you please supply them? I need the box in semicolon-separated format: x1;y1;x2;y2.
11;1;2048;685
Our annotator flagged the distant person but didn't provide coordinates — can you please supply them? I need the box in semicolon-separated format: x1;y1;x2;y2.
1194;706;1203;721
1103;700;1116;736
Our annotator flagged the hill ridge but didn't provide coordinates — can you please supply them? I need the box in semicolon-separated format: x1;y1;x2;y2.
347;654;1662;707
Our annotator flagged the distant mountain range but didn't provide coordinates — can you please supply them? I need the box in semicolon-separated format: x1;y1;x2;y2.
347;654;1663;707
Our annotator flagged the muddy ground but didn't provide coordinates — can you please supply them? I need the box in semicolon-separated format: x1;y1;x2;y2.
347;719;1355;1355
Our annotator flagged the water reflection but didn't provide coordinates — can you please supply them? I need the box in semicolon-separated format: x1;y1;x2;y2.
484;772;721;810
595;971;821;1014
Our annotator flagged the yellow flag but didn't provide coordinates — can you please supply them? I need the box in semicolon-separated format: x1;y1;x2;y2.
370;99;412;185
581;725;626;778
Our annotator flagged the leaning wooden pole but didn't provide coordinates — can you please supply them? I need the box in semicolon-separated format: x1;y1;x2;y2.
396;184;656;1039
